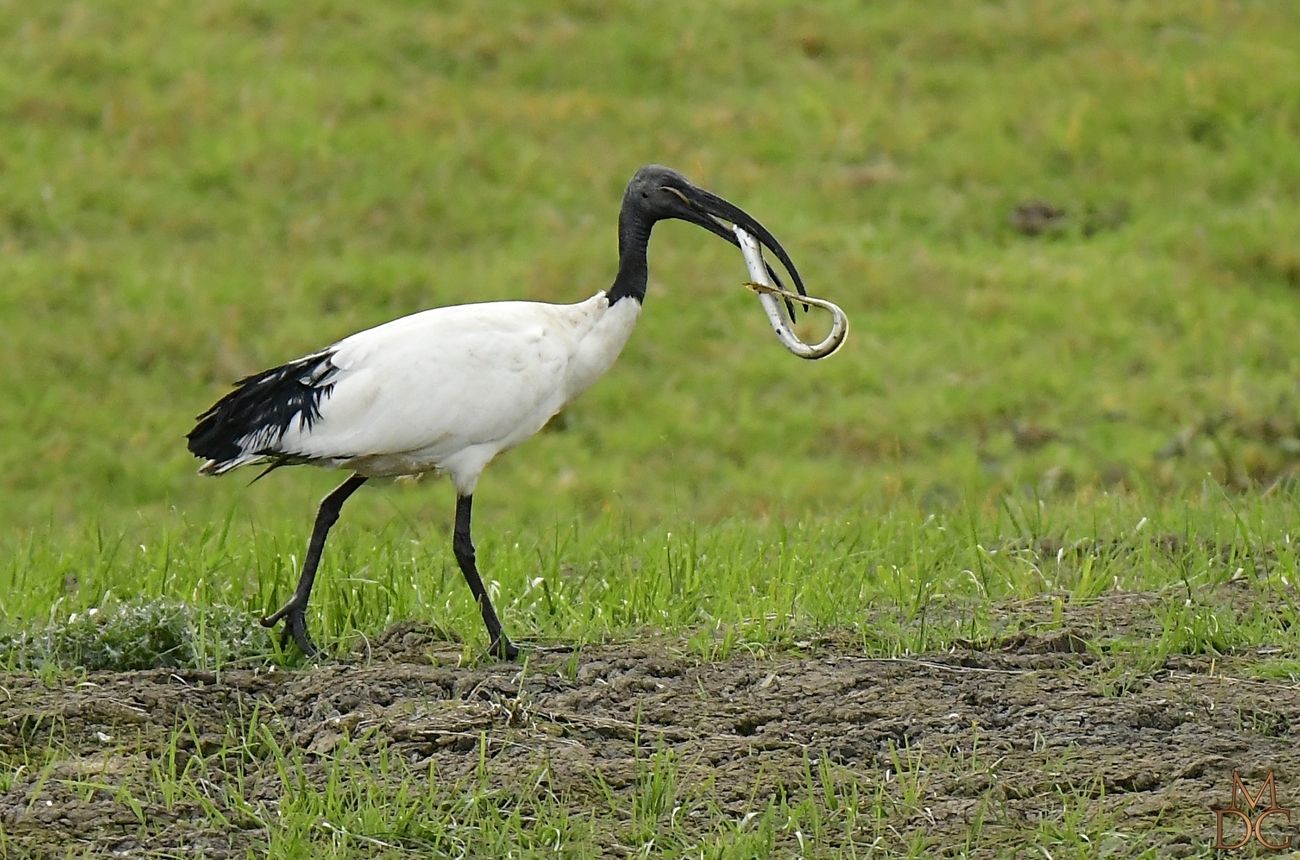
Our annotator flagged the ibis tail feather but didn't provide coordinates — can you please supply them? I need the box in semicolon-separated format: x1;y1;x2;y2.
187;350;339;474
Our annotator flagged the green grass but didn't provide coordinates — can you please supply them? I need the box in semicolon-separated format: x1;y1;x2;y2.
3;1;1300;856
2;493;1297;669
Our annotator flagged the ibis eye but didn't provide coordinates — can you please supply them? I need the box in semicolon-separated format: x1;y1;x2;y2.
641;191;649;199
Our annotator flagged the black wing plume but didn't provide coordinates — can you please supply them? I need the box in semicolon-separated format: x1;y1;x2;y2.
187;350;338;470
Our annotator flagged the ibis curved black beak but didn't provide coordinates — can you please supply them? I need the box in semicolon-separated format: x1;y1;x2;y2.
667;184;809;314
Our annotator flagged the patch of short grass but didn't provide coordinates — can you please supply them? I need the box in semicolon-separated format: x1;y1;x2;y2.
2;492;1298;670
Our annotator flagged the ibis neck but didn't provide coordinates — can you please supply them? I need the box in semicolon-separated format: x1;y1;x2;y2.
607;209;653;306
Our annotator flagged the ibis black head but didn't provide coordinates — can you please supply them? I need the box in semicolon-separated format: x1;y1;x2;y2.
610;164;807;307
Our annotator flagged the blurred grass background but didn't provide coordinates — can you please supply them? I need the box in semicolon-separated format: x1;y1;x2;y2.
1;0;1298;545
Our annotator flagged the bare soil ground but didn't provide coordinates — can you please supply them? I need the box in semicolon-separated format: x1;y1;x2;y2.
4;595;1300;857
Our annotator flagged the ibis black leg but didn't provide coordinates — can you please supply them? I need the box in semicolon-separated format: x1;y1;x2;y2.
262;474;368;657
452;494;519;660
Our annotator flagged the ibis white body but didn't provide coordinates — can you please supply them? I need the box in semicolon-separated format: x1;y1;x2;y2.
203;292;640;495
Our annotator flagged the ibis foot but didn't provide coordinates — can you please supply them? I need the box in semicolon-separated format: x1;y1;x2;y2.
261;599;320;658
490;633;521;662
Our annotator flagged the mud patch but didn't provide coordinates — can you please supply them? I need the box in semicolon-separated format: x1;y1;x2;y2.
3;622;1300;856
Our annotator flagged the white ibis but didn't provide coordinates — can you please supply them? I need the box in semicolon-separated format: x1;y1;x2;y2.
187;164;808;660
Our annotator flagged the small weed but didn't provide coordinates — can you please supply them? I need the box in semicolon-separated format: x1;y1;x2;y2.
0;597;270;671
